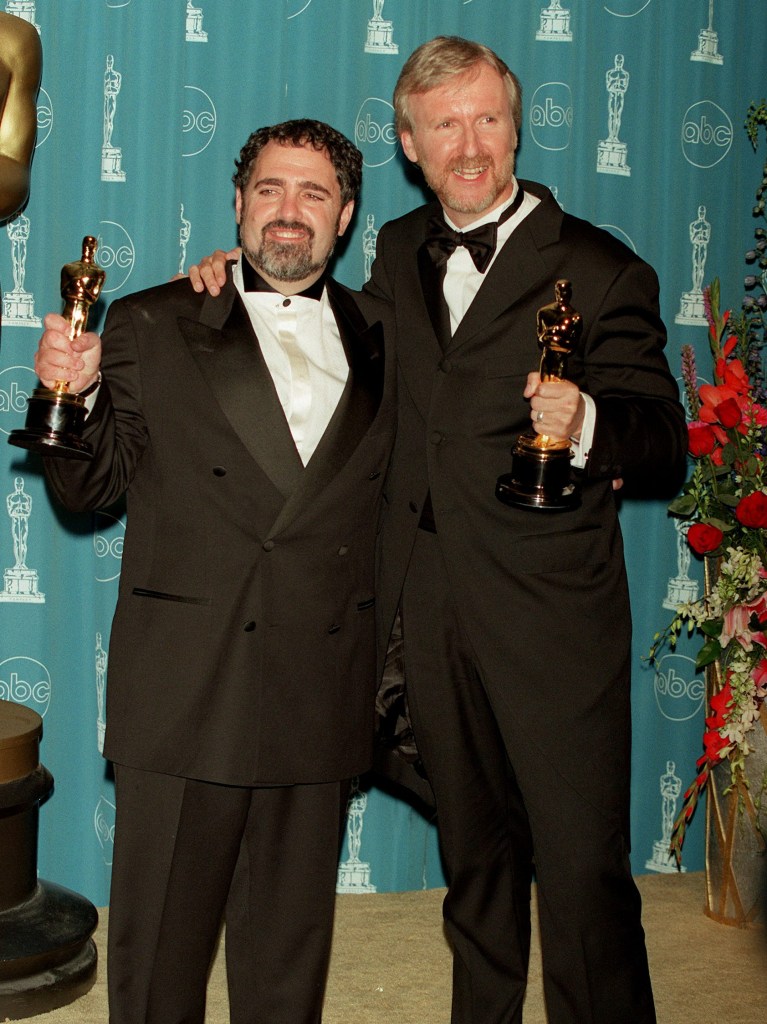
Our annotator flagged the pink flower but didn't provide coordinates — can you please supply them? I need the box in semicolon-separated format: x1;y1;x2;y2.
720;605;751;648
753;659;767;696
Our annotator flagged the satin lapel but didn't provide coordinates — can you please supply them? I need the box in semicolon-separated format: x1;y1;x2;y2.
447;183;564;354
391;207;448;424
179;284;303;500
417;245;451;349
267;281;385;534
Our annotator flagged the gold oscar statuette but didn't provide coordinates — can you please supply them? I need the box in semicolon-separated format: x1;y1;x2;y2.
9;236;106;460
496;279;582;511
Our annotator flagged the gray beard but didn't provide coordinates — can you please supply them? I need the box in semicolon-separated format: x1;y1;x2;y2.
242;221;335;283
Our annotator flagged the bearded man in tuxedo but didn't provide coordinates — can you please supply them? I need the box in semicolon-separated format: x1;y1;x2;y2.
32;118;394;1024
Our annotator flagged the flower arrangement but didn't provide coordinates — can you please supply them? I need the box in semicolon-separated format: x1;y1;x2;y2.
650;100;767;864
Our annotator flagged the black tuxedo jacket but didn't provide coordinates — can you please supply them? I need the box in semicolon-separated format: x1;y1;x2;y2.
45;272;395;787
361;180;687;796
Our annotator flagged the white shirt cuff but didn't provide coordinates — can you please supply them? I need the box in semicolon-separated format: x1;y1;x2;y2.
570;392;596;469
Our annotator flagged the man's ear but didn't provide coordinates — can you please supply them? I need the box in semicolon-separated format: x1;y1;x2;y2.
400;131;419;165
337;200;354;238
234;187;243;225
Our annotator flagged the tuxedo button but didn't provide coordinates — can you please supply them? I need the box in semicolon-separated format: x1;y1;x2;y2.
337;545;349;556
212;466;226;477
262;539;275;551
439;358;452;373
409;501;418;514
429;431;443;444
243;621;256;632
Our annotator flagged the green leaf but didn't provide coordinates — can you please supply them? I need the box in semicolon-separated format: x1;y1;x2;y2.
718;493;741;508
707;517;735;532
696;638;722;669
700;619;723;638
668;495;696;516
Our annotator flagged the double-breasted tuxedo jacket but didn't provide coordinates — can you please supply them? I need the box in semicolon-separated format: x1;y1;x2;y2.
362;179;688;812
44;273;395;788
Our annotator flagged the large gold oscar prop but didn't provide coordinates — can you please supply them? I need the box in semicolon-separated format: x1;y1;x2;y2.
9;236;106;460
496;279;582;511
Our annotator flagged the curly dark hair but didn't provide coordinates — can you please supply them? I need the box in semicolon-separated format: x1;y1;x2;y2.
233;119;362;207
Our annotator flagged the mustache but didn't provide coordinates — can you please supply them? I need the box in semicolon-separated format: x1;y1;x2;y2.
262;219;315;240
451;154;493;172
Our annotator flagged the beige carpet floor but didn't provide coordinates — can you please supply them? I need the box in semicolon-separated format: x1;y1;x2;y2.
10;872;766;1023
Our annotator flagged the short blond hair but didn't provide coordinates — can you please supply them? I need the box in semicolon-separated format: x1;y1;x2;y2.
394;36;523;137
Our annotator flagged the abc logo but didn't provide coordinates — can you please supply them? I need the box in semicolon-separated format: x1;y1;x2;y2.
98;221;136;295
94;795;116;864
286;0;313;16
653;653;704;722
36;87;53;148
182;84;217;158
0;366;37;435
681;102;733;169
529;83;573;152
355;98;398;168
0;657;52;718
604;1;652;15
94;510;125;584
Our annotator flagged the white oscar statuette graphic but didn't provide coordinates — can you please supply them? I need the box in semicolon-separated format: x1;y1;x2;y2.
101;55;127;182
663;519;699;610
364;0;398;55
362;213;378;283
597;55;631;177
185;0;208;42
336;779;376;893
5;0;40;32
675;205;711;326
0;477;44;603
536;1;573;43
645;761;687;873
3;214;42;327
179;203;191;276
691;0;723;65
95;632;107;754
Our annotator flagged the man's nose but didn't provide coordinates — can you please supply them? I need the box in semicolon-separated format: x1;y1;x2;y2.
276;190;300;220
460;126;481;157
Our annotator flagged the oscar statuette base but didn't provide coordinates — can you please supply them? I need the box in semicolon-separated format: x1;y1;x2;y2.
8;388;93;460
496;433;579;512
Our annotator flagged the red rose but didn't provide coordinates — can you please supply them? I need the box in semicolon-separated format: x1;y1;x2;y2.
687;422;717;457
687;522;724;554
735;490;767;528
717;397;742;428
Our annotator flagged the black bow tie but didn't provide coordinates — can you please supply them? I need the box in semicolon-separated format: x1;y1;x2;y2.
424;186;525;274
241;256;326;300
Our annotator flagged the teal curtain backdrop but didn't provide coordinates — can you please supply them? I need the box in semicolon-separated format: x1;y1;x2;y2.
0;0;765;907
